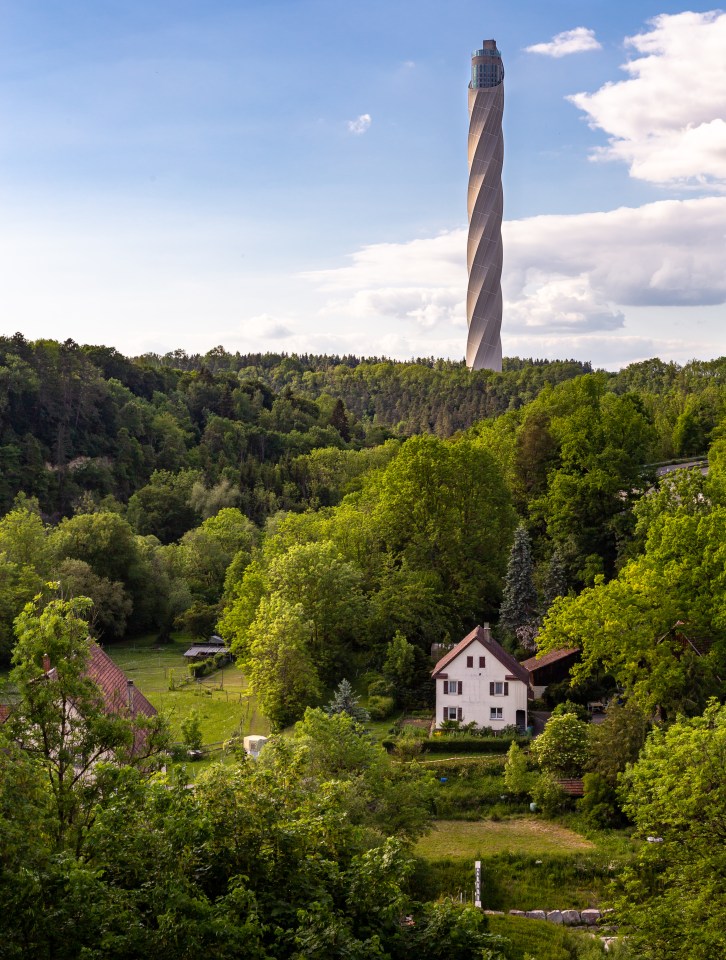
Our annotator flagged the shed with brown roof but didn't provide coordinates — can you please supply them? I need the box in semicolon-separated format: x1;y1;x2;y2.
521;647;580;697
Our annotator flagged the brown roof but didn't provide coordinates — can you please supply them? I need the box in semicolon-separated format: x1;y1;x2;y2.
431;624;530;684
521;647;580;673
0;704;10;724
45;643;157;755
87;643;157;719
556;778;585;797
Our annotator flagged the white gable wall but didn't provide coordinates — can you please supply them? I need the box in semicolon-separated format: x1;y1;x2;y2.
435;638;528;729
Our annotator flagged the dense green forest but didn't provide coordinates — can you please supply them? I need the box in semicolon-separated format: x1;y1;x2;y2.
2;337;726;957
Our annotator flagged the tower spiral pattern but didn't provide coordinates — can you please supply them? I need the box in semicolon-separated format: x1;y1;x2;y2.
466;40;504;371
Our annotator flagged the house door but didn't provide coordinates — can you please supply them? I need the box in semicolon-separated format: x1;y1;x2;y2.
515;709;526;731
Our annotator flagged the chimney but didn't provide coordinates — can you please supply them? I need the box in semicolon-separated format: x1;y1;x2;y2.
42;653;51;674
482;622;491;639
126;679;135;715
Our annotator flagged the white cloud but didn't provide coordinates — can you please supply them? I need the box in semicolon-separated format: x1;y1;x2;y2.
245;314;293;340
301;197;726;365
569;11;726;188
347;113;372;135
525;27;602;58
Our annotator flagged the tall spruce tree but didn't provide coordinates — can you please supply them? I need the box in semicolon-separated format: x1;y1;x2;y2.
542;546;568;613
499;525;538;648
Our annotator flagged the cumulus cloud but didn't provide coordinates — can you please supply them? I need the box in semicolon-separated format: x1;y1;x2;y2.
569;11;726;188
301;197;726;363
347;113;372;135
245;314;293;339
525;27;602;58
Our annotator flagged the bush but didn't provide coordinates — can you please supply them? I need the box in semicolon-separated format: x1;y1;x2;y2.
367;677;395;698
531;713;590;777
530;772;568;817
552;700;590;723
368;694;395;720
504;741;534;797
180;709;203;752
580;772;623;827
394;737;424;760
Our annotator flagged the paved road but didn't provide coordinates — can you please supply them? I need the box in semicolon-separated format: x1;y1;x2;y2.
655;459;708;477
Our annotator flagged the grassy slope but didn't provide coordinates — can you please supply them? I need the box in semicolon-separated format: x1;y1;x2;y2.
415;818;595;859
487;914;609;959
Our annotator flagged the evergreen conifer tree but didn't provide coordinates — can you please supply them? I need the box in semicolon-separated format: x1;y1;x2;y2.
325;678;369;723
499;524;538;647
542;546;568;612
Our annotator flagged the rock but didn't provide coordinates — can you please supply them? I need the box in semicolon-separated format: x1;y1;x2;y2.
508;910;526;917
561;910;581;926
525;910;547;921
581;909;601;925
546;911;563;924
484;910;505;915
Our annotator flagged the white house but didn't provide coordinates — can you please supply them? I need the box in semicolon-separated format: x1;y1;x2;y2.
432;624;529;730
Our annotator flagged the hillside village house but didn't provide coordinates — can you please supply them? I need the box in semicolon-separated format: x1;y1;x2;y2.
1;642;158;760
432;624;530;730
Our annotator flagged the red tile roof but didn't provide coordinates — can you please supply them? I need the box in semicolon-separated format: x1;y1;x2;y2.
521;647;580;673
431;624;530;684
0;704;10;724
556;778;585;797
87;643;157;720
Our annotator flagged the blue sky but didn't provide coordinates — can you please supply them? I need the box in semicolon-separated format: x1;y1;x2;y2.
1;1;724;367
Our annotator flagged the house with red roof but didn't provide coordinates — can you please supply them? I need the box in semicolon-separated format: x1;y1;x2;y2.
3;643;158;760
431;624;530;731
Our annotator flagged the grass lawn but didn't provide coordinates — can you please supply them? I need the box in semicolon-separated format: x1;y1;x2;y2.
487;914;610;959
104;636;269;744
416;818;595;860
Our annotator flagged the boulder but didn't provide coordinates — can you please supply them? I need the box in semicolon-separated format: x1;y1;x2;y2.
508;910;526;917
546;911;563;924
580;909;601;925
525;910;547;921
561;910;581;926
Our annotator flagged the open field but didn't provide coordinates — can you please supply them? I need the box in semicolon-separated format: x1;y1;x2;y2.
416;818;595;860
104;636;269;743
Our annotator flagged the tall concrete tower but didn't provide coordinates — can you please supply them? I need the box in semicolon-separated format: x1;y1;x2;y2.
466;39;504;371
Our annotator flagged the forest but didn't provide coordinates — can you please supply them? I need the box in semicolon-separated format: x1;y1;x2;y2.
1;336;726;958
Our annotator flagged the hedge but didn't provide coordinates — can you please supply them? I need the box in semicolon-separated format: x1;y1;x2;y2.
422;736;530;754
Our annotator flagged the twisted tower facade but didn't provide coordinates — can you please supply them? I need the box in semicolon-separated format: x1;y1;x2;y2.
466;39;504;371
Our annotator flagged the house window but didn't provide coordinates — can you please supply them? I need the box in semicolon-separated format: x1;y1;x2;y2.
445;706;461;721
490;707;503;720
466;655;473;667
479;656;486;668
444;680;462;695
489;681;509;696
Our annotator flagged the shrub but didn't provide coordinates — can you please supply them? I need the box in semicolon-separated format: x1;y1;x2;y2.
367;677;394;698
531;713;590;777
368;694;395;720
394;737;424;760
531;772;568;817
180;709;203;752
580;772;623;827
504;741;533;797
552;699;590;723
